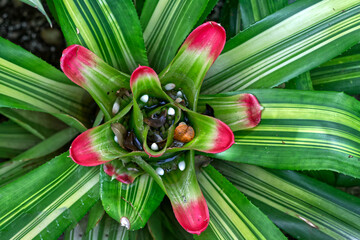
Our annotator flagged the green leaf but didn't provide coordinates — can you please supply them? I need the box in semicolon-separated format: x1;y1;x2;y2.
141;0;208;72
20;0;52;27
239;0;289;29
0;128;79;186
54;0;148;73
12;127;78;161
86;200;105;234
0;152;100;239
220;0;241;38
286;71;314;90
203;89;360;178
214;161;360;239
0;121;41;159
0;37;93;131
147;207;179;240
100;166;165;230
311;44;360;95
196;0;219;26
85;214;129;240
196;165;286;240
0;108;67;140
133;0;145;16
202;0;360;93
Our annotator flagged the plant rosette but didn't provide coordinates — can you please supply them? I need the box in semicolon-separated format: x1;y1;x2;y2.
61;21;262;235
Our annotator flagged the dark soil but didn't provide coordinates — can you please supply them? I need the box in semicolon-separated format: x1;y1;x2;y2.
0;0;66;68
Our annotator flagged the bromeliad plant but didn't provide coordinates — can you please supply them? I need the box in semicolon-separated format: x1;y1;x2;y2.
60;22;247;234
2;0;360;239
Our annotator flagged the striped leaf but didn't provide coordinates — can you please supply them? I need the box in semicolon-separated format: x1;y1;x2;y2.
141;0;208;72
0;128;79;186
202;89;360;178
202;0;360;93
0;37;93;131
0;152;100;240
54;0;148;73
0;121;41;159
0;108;67;140
311;44;360;95
196;165;286;240
100;166;165;230
239;0;289;29
286;71;314;90
20;0;52;26
214;161;360;240
11;127;78;161
85;214;129;240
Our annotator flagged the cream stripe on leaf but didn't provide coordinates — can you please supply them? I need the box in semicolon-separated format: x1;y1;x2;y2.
54;0;148;74
199;89;360;178
202;0;360;93
141;0;208;72
0;152;100;240
0;38;92;132
195;165;286;240
100;166;165;230
311;44;360;95
214;161;360;239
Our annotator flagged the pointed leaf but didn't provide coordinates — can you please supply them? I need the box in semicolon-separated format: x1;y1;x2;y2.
202;0;360;93
0;152;99;239
159;22;226;110
203;89;360;178
214;161;360;240
0;121;41;159
161;151;209;235
20;0;52;27
100;166;165;230
54;0;148;73
0;108;67;140
141;0;208;71
197;93;263;131
0;37;93;130
196;164;286;240
86;200;105;234
61;45;130;121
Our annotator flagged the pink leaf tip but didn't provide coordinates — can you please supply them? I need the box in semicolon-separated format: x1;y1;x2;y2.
241;94;263;128
172;194;209;235
184;21;226;62
60;44;97;86
70;130;107;166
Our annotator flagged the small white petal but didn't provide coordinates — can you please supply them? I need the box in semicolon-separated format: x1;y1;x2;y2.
112;100;120;115
167;107;175;116
176;91;183;97
140;94;149;103
178;161;186;171
179;122;186;126
120;217;130;229
114;136;118;143
164;83;175;91
260;106;265;110
151;143;159;151
175;97;182;103
76;28;80;34
156;167;164;176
